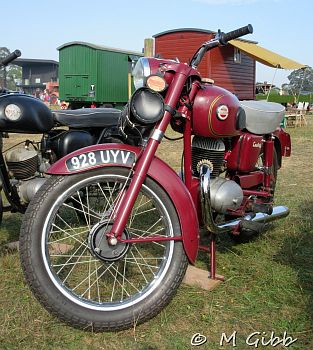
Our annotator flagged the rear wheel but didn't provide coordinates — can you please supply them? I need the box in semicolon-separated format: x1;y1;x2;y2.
20;167;188;331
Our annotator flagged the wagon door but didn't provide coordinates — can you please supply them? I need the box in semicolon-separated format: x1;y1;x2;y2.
64;74;90;99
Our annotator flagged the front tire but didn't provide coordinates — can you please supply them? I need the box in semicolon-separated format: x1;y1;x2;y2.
20;167;188;331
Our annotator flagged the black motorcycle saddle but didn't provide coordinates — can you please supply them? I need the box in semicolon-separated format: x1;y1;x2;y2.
53;108;122;128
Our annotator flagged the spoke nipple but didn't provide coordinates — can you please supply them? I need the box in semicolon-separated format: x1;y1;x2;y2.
94;247;101;253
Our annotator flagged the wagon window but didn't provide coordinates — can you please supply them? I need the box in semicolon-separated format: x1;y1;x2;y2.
234;48;241;64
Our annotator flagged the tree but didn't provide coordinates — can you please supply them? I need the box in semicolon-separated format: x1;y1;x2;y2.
287;66;313;95
0;47;22;90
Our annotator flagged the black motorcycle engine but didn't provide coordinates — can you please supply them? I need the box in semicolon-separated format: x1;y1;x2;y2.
191;136;225;178
5;148;39;179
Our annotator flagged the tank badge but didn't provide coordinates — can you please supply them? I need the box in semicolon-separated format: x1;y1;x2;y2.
5;104;22;121
216;105;229;121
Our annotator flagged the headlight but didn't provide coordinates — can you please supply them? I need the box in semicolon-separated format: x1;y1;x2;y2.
130;87;164;125
132;57;151;90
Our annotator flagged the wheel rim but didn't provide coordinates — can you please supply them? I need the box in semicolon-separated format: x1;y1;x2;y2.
41;173;175;311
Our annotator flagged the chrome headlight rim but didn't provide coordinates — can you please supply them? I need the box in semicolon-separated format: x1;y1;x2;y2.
132;57;151;90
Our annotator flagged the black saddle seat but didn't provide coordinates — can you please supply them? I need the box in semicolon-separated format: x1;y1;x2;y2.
53;108;122;128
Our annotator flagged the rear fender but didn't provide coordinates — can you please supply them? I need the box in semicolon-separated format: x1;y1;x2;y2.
274;128;291;158
47;144;199;263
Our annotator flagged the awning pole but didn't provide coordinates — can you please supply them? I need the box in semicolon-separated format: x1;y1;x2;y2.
266;65;279;101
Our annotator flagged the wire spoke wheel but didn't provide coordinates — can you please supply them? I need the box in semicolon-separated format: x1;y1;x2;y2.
20;167;188;331
47;173;172;307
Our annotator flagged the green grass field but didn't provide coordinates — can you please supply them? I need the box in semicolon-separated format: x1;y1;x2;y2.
0;124;313;350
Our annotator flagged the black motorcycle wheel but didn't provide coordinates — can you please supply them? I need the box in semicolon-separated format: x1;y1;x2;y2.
20;167;188;331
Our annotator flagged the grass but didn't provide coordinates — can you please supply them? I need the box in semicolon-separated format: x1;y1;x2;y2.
1;124;313;349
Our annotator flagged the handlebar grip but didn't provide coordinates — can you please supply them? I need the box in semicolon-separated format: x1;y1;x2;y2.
219;24;253;45
1;49;21;66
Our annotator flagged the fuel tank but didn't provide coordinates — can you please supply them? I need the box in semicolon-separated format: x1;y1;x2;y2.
192;84;245;138
0;94;54;133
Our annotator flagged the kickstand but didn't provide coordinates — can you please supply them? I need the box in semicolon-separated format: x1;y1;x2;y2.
209;233;224;281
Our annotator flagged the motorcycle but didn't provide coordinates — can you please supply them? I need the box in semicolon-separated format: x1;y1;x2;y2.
19;24;291;332
0;51;135;224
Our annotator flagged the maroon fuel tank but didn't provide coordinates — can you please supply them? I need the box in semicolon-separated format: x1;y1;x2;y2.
192;84;242;138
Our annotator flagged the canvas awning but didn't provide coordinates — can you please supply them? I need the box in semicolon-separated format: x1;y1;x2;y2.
229;39;307;69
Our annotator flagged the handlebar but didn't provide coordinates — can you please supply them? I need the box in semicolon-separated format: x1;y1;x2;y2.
0;49;21;66
219;24;253;45
190;24;253;68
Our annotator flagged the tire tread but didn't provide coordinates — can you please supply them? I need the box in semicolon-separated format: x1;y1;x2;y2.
20;173;188;332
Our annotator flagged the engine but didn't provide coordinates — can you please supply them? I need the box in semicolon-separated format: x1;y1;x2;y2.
5;147;48;204
6;148;39;180
192;136;225;178
192;136;243;214
4;129;97;205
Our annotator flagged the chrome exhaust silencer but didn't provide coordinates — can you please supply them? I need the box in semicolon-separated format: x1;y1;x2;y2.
199;164;289;234
218;205;290;230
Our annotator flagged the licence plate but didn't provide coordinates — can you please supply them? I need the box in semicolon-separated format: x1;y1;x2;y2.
66;149;136;172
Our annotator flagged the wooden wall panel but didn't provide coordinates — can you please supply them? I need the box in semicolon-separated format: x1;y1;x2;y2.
154;30;255;100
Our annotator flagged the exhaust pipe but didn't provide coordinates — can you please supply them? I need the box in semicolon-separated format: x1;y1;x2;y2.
218;205;290;229
199;164;290;234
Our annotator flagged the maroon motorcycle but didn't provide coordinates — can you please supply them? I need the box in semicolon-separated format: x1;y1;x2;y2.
20;24;291;331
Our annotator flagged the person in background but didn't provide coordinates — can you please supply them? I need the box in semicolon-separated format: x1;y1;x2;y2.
43;89;50;103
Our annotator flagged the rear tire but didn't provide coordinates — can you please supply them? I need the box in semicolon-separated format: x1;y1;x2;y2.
20;167;188;331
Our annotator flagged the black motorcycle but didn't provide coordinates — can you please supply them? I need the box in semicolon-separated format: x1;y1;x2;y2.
0;51;134;224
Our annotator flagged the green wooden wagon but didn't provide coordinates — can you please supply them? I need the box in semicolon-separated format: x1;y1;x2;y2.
57;42;143;109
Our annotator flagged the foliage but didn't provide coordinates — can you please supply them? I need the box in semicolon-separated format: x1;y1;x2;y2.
256;93;312;104
0;47;22;90
286;66;313;95
281;83;293;95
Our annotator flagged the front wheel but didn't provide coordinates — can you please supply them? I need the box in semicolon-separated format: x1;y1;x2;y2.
19;167;188;331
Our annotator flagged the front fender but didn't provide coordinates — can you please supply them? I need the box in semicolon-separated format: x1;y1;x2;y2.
47;144;199;263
